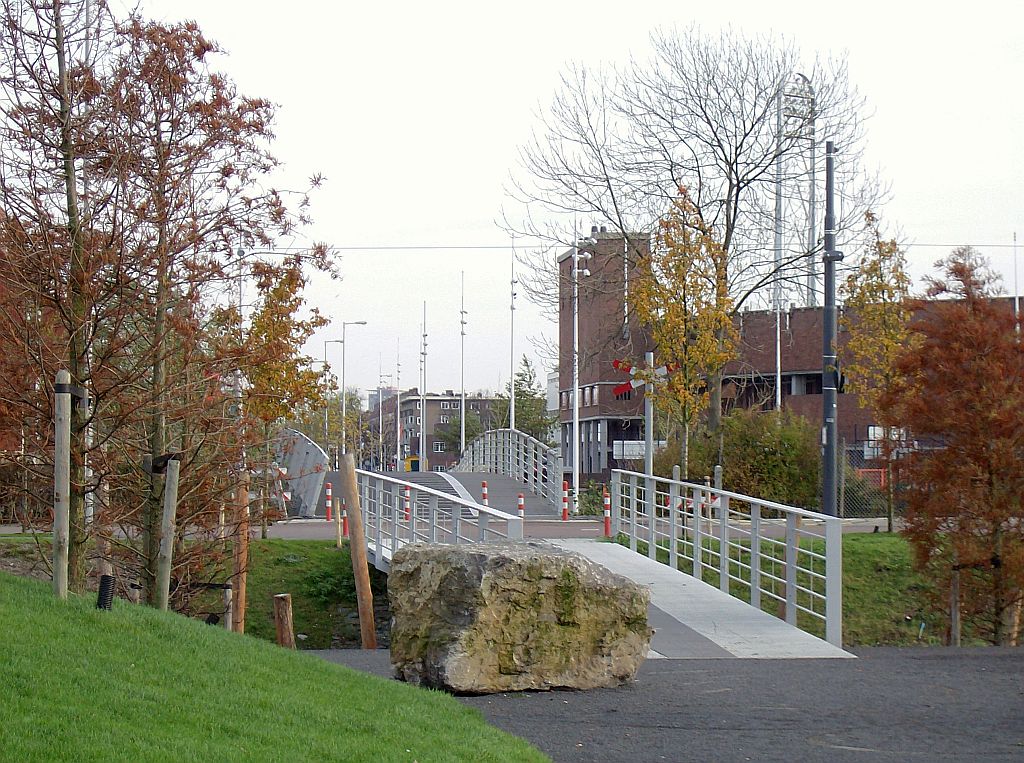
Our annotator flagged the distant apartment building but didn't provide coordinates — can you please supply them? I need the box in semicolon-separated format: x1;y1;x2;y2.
369;389;499;472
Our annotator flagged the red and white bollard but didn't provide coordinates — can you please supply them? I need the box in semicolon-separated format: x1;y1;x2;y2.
404;485;411;522
517;492;525;521
481;481;489;507
325;482;332;522
342;500;349;538
562;480;569;521
603;487;612;537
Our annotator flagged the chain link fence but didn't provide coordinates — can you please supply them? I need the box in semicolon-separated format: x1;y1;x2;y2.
839;442;892;519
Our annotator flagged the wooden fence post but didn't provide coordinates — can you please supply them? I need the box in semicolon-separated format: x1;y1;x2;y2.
53;370;71;600
232;472;250;634
273;593;296;649
155;457;181;611
338;453;376;649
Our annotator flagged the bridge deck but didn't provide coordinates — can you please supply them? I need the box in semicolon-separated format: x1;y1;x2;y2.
552;538;852;659
446;471;559;517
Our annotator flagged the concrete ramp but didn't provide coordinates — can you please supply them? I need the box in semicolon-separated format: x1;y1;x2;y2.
552;538;854;660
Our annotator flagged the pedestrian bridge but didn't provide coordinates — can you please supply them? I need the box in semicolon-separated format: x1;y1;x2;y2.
348;428;848;657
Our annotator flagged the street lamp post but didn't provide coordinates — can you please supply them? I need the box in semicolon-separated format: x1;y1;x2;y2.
572;238;593;512
324;339;342;465
338;321;367;459
460;273;467;455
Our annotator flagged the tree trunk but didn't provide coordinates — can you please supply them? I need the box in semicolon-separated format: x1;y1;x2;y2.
884;427;895;533
53;2;89;591
680;420;690;480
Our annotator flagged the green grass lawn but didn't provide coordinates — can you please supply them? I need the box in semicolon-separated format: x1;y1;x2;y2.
0;571;547;763
244;539;388;649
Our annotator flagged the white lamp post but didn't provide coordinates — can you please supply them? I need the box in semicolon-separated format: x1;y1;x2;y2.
339;320;367;457
572;239;593;512
324;339;342;464
460;273;468;454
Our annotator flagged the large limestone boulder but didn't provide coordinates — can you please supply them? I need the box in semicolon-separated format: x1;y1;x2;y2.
388;541;652;694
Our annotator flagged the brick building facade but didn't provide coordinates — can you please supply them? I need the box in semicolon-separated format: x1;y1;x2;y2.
557;230;885;481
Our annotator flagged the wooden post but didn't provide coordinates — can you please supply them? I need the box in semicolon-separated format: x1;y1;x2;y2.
259;488;268;540
950;562;961;647
337;453;377;649
232;472;251;634
334;496;343;549
155;457;181;611
223;586;233;632
53;370;71;600
273;593;296;649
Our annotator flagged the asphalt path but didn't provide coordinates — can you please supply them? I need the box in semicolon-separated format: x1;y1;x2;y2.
316;648;1024;762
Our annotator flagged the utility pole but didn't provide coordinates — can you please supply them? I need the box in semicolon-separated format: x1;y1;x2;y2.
774;86;784;412
395;339;402;471
821;141;843;516
644;351;654;478
571;239;592;512
510;254;517;431
460;272;467;454
420;302;428;472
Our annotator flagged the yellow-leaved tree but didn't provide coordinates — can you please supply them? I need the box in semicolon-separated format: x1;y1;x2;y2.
632;189;735;477
840;212;914;531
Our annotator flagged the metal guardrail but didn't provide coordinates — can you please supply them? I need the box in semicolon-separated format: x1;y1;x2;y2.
452;428;562;505
611;468;843;647
356;469;523;572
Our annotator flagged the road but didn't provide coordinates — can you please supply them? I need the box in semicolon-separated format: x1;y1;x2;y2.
317;647;1024;763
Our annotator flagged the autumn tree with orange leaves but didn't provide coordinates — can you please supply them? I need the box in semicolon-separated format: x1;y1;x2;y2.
0;2;331;603
877;249;1024;645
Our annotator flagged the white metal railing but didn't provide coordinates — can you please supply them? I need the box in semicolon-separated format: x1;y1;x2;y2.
611;468;843;647
452;428;563;505
355;469;523;572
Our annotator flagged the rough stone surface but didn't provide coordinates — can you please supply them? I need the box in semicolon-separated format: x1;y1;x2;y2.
388;540;652;694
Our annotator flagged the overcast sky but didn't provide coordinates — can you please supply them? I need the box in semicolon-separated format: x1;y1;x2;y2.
135;0;1023;401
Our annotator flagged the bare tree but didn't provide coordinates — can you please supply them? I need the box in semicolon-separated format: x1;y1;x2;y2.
507;27;881;429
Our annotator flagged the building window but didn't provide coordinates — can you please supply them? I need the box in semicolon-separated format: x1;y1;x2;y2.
440;401;449;409
440;415;450;424
433;441;446;452
470;402;479;410
592;386;599;405
615;389;632;401
432;465;446;472
416;416;421;425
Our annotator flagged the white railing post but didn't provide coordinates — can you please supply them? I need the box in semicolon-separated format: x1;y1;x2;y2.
646;475;657;561
478;510;489;542
508;515;524;540
669;465;680;571
785;513;798;626
750;503;762;610
611;471;621;538
691;486;703;581
718;495;730;594
628;474;639;553
429;494;438;543
825;516;843;647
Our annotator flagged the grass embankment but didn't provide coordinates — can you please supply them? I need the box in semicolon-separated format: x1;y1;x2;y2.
0;572;547;763
2;531;942;646
244;539;388;648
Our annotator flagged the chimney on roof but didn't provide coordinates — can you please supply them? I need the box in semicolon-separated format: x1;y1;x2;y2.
600;226;607;233
591;225;598;234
